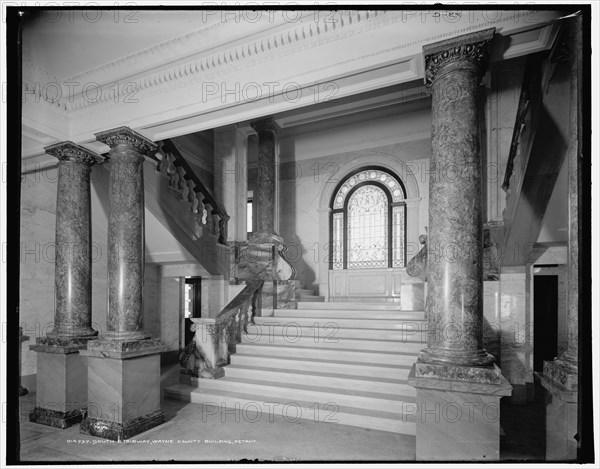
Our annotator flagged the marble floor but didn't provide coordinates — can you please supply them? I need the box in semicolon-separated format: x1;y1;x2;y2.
17;363;546;463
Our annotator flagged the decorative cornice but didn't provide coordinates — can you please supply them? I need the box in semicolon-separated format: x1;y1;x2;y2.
22;10;560;128
250;117;281;135
423;28;495;88
95;126;157;155
44;141;105;166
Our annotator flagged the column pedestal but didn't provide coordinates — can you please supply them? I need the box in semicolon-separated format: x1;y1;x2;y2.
80;340;165;441
29;340;89;428
539;372;577;460
408;365;512;460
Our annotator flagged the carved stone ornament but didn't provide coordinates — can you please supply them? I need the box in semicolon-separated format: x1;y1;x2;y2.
95;126;158;155
423;28;495;88
250;117;281;135
44;141;105;166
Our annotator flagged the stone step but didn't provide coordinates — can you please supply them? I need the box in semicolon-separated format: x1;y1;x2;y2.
224;364;414;395
234;343;417;368
297;296;325;302
274;308;426;320
240;334;424;353
245;323;427;342
164;384;416;434
254;316;427;331
181;376;415;414
231;353;411;380
298;301;411;310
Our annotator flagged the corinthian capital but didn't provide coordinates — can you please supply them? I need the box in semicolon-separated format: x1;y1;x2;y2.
95;126;157;155
44;141;105;166
423;28;495;88
250;117;281;135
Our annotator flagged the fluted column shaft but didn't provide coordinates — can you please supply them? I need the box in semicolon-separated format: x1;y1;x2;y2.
96;127;157;340
419;29;495;366
45;142;104;338
250;118;281;238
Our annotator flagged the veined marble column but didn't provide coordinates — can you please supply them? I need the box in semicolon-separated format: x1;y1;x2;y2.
250;117;281;243
80;127;165;441
29;142;104;428
239;118;295;313
48;142;104;338
407;29;511;461
419;29;496;369
98;127;156;341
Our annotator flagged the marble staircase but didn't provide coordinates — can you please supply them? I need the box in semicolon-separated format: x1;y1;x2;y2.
165;301;427;434
297;286;325;302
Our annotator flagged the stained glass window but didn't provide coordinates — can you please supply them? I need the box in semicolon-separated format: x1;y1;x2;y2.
331;167;406;270
347;185;388;269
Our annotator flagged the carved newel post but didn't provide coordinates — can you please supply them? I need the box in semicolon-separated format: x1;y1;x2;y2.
407;29;512;461
80;127;165;441
29;142;104;428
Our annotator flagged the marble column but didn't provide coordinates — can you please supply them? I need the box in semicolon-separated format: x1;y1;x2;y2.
99;127;154;341
239;118;295;312
407;29;512;461
29;142;104;428
250;117;281;243
540;17;581;460
80;127;165;441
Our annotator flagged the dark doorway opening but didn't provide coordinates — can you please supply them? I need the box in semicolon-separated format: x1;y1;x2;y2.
184;277;202;345
533;275;558;372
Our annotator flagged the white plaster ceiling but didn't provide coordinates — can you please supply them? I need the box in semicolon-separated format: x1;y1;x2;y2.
21;10;280;81
21;8;564;161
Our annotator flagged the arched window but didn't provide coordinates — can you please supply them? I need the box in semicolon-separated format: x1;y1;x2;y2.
331;167;406;270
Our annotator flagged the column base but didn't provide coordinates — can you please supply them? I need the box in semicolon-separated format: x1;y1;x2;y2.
84;337;163;359
29;343;89;428
30;407;84;429
98;330;151;342
46;328;98;340
418;348;496;368
80;410;166;441
250;232;284;245
80;341;165;440
408;363;512;461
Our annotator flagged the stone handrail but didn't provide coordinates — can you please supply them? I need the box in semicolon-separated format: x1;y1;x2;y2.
158;139;229;245
179;279;264;379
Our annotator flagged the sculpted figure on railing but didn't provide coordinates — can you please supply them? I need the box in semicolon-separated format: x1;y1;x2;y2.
406;233;428;281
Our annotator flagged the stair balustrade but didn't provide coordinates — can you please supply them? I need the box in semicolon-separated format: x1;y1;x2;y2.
179;279;264;380
158;139;230;245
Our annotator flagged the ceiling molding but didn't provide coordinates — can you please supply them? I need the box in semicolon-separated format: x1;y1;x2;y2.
21;10;563;157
